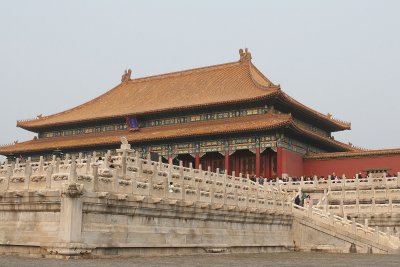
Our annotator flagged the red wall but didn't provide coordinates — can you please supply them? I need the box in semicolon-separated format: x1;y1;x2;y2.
277;147;304;177
303;155;400;177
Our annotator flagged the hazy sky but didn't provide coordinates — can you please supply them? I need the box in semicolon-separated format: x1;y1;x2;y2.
1;0;400;160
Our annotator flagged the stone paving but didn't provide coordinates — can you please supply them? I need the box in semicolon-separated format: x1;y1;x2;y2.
1;253;400;267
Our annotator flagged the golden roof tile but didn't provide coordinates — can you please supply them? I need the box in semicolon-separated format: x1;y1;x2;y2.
17;59;278;130
15;49;351;136
304;149;400;160
290;122;356;152
3;113;291;154
277;91;351;130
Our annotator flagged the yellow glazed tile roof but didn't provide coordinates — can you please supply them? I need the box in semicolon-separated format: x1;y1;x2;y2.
304;149;400;160
1;111;353;155
2;113;291;154
16;50;349;131
18;60;279;130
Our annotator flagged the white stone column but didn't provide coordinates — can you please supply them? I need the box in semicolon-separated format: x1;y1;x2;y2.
59;190;83;243
59;159;84;244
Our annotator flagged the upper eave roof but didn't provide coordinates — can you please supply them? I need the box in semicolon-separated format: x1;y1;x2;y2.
17;58;279;131
16;50;350;132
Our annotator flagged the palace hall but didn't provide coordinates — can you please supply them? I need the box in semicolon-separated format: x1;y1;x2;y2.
1;49;400;178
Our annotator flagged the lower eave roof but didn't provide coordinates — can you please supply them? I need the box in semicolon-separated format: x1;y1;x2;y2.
1;112;355;155
1;113;291;155
290;123;355;152
276;92;351;131
304;149;400;160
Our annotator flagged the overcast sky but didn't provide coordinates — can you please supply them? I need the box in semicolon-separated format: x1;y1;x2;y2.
1;0;400;160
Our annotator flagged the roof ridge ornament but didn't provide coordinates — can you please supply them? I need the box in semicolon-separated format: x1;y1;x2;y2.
121;69;132;83
239;48;252;63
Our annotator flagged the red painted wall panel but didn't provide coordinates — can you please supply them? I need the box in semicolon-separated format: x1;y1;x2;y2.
278;147;304;177
303;155;400;177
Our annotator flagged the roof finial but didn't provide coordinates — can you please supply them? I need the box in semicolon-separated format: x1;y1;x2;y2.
239;48;251;63
121;69;132;83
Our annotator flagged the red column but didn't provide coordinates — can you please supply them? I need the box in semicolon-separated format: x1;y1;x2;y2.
277;147;283;178
255;148;260;177
235;153;240;175
224;151;230;174
195;153;200;169
206;158;210;170
264;153;271;178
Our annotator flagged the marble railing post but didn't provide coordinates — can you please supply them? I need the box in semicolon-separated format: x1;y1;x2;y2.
383;172;387;186
352;218;357;234
55;157;61;173
375;226;380;242
38;156;44;173
112;169;119;193
341;175;346;189
179;161;184;184
91;152;96;165
339;199;344;217
121;151;127;178
64;154;70;165
307;203;312;216
137;157;143;178
329;213;335;225
15;158;20;168
92;165;99;191
367;172;372;185
386;227;391;238
69;157;78;183
23;159;32;190
210;169;219;208
322;189;328;212
0;165;11;191
45;164;53;189
372;197;376;213
85;155;91;174
355;198;360;214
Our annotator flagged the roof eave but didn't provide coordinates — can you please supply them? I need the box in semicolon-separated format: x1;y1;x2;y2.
288;123;355;152
16;92;280;131
2;115;292;155
276;91;351;132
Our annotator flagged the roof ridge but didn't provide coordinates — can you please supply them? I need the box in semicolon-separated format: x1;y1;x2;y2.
128;61;242;84
249;63;276;88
